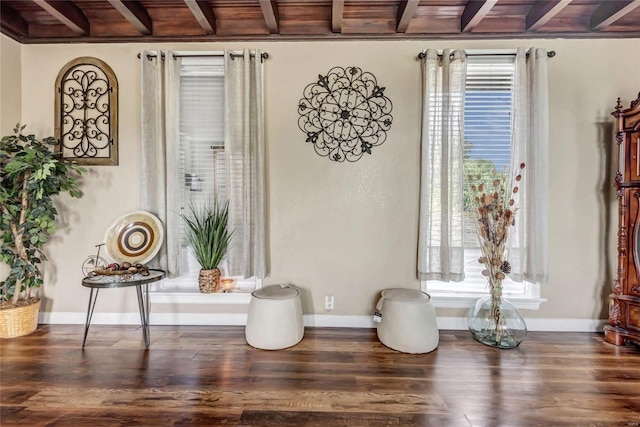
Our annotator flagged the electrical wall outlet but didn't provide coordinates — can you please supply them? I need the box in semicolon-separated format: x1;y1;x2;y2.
325;294;334;311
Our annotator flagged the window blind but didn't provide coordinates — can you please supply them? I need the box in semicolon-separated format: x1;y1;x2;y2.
463;56;515;282
464;56;514;172
178;57;227;275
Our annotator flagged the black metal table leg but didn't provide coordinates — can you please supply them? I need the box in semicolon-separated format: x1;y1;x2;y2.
82;288;99;348
136;284;150;348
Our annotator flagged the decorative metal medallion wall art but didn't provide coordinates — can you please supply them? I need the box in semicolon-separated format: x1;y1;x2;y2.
298;66;393;162
55;57;118;165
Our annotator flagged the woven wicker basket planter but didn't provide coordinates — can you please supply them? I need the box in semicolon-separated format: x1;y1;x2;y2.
0;298;41;339
199;268;221;293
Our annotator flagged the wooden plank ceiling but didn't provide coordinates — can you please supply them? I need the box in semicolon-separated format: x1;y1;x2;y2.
2;0;640;44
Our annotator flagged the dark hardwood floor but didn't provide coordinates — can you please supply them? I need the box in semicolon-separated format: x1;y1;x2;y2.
1;325;639;426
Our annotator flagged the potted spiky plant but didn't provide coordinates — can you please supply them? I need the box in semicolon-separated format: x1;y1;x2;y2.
0;124;85;338
181;200;233;293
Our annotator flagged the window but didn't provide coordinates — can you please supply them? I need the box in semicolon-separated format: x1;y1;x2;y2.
156;56;258;295
423;54;543;309
463;55;516;290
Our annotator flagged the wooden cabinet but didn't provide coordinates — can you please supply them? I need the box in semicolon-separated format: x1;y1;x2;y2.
605;93;640;346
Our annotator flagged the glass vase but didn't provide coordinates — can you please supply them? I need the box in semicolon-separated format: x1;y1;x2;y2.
467;291;527;349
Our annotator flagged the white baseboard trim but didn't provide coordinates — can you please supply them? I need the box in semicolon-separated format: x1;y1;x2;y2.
304;314;376;328
523;318;608;332
39;312;607;332
149;292;252;305
39;311;249;326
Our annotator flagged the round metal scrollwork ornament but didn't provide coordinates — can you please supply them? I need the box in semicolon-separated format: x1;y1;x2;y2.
297;66;393;162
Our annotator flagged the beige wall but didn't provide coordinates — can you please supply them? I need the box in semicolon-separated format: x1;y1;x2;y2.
0;35;22;135
0;34;22;282
11;38;640;321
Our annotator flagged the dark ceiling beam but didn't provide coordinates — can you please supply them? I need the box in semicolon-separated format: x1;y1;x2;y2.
461;0;498;32
396;0;419;33
14;30;640;45
590;0;640;30
526;0;572;31
332;0;344;33
1;2;28;39
31;0;90;35
259;1;279;34
107;0;152;35
184;0;215;34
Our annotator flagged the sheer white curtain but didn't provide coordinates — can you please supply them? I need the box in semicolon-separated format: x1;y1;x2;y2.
508;47;549;283
224;49;267;279
418;49;467;281
140;50;182;277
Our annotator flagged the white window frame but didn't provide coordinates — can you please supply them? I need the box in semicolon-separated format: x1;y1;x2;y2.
150;52;261;303
421;50;545;310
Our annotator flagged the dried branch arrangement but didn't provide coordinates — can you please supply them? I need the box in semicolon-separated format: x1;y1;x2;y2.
467;162;525;341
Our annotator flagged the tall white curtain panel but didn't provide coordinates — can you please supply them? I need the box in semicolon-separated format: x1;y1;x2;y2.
140;50;182;277
224;49;267;279
418;49;467;282
509;47;549;284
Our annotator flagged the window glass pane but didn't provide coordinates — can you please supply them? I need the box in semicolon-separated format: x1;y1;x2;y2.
447;55;520;289
178;59;226;280
463;57;515;251
179;69;225;242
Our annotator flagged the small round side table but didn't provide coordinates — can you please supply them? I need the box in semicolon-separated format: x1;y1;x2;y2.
81;269;165;348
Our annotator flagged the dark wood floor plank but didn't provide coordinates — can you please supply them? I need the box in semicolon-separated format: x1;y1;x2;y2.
22;387;449;415
238;410;470;426
1;325;639;426
0;406;243;427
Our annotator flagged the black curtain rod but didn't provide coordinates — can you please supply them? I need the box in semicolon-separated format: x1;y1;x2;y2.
417;50;556;60
136;51;269;62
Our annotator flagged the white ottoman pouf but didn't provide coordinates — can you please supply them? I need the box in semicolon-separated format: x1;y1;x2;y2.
375;288;439;354
245;284;304;350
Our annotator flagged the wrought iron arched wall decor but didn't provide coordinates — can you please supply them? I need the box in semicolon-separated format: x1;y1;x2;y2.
297;66;393;162
55;57;118;165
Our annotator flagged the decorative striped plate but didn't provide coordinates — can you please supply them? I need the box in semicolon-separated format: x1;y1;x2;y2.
104;210;164;264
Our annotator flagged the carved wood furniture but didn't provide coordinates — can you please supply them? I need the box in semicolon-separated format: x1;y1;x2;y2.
605;93;640;346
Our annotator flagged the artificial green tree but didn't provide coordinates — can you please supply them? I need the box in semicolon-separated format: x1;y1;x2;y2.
0;124;85;306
